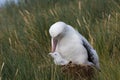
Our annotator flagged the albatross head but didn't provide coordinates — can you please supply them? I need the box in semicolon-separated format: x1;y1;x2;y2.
49;52;61;59
49;21;67;52
49;21;66;38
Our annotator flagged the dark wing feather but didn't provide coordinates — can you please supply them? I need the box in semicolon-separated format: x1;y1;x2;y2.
82;39;94;63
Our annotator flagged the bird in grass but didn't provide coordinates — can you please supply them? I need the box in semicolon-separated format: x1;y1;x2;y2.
49;21;100;71
49;52;69;65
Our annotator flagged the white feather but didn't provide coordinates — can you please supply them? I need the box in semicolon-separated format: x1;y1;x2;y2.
49;52;69;65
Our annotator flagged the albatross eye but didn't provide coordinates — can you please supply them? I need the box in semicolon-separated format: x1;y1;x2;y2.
55;54;57;56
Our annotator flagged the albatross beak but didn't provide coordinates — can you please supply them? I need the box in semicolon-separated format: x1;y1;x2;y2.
51;38;58;52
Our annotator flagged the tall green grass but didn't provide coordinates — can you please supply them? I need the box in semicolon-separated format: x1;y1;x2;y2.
0;0;120;80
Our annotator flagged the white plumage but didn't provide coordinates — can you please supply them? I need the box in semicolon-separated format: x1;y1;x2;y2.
49;52;69;65
49;21;100;70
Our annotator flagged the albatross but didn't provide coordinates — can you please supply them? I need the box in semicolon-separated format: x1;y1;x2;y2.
49;52;69;65
49;21;100;70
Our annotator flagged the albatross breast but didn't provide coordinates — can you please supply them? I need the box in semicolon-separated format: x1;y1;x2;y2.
55;25;88;64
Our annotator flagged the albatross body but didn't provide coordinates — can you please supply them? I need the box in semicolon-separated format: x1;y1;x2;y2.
49;21;100;70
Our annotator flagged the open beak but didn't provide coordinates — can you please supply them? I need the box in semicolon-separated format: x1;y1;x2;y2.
51;38;58;52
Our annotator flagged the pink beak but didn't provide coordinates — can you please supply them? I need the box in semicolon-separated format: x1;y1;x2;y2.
51;38;58;52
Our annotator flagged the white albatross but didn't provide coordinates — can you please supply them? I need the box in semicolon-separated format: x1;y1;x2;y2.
49;21;100;71
49;52;69;65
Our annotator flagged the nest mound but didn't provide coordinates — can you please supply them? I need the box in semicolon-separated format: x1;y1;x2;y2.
61;62;96;80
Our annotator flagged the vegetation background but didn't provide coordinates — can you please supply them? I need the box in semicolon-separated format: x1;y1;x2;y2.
0;0;120;80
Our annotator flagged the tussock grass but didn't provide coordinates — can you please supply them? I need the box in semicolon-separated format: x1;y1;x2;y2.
0;0;120;80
